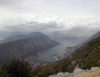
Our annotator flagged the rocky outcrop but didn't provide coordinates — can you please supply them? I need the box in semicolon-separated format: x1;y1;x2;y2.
49;67;100;77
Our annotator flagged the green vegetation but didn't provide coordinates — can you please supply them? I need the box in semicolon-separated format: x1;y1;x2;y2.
32;36;100;77
70;36;100;70
0;59;33;77
0;36;100;77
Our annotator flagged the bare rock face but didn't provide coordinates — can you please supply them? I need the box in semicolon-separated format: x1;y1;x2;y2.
49;67;100;77
73;67;100;77
49;72;71;77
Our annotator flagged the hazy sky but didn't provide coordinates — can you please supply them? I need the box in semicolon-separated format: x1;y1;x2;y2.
0;0;100;22
0;0;100;45
0;0;99;31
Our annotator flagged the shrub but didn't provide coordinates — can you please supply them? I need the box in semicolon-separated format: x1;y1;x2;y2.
0;59;33;77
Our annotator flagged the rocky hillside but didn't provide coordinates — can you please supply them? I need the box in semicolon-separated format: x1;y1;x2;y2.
31;31;100;77
0;32;59;66
55;31;100;72
66;32;100;71
49;67;100;77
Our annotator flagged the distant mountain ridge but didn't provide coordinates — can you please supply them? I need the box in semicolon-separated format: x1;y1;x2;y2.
0;32;59;66
0;32;55;44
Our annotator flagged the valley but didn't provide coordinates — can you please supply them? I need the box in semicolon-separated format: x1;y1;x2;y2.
37;44;68;62
0;0;100;77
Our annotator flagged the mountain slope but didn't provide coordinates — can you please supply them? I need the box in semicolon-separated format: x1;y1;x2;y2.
0;32;59;66
65;34;100;72
57;31;100;72
31;31;100;77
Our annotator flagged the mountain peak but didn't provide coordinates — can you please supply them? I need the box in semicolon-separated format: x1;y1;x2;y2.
0;32;59;66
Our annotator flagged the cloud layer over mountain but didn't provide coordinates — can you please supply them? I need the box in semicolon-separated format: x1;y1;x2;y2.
0;0;100;46
0;21;99;46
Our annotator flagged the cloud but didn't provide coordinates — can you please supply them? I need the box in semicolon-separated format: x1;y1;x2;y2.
0;0;100;46
0;0;100;23
1;20;99;46
0;0;18;5
3;21;62;33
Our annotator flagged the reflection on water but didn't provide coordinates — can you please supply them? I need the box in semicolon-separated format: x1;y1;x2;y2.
37;44;67;62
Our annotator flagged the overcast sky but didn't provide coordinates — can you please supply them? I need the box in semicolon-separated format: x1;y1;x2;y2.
0;0;100;31
0;0;100;45
0;0;100;22
0;0;99;30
